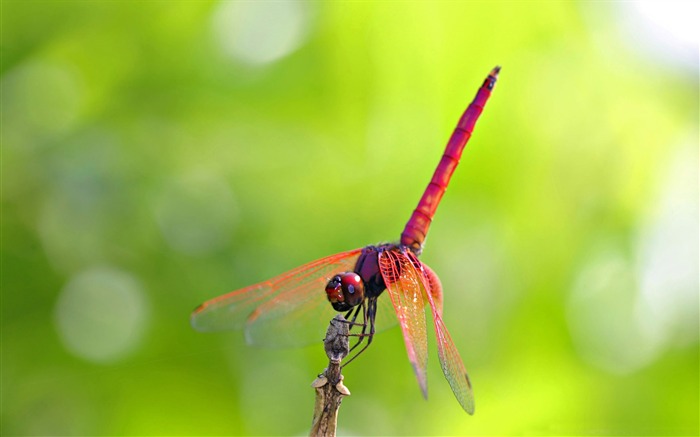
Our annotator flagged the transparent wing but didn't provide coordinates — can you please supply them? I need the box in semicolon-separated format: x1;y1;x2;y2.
191;248;363;348
422;262;443;317
371;289;401;333
378;248;429;399
406;251;474;414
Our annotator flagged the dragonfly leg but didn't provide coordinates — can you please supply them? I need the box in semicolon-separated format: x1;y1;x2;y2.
346;302;370;354
344;304;365;330
341;297;377;368
332;301;367;358
335;303;370;354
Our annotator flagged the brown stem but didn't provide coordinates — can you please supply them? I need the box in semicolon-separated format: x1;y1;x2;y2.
309;315;351;437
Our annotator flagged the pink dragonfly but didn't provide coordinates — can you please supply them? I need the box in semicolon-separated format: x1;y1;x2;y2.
191;67;500;414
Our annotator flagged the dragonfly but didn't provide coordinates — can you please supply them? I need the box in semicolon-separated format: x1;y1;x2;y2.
191;66;500;414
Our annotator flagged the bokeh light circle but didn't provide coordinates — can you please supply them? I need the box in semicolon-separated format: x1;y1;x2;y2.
211;0;312;66
54;266;149;364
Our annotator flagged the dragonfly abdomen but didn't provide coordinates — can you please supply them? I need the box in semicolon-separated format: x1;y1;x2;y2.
400;67;500;254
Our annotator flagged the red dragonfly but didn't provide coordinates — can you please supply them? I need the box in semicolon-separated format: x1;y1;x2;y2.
191;67;500;414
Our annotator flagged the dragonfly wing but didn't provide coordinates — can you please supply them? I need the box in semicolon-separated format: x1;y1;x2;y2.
368;263;439;335
191;248;363;348
406;252;474;414
378;249;429;399
422;262;443;318
371;289;401;333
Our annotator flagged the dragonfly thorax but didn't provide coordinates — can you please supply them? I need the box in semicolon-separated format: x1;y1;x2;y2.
354;245;390;297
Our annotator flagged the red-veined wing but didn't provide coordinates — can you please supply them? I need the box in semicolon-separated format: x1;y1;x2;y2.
405;251;475;414
378;248;429;399
191;248;363;348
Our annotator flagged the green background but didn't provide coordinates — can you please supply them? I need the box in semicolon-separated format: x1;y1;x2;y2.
2;1;698;435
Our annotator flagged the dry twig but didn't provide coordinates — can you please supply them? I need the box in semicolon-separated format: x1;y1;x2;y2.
309;315;351;437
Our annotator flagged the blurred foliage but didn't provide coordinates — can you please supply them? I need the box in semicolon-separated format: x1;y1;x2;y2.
2;1;698;436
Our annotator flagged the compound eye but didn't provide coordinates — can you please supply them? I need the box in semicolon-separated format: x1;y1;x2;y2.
325;272;365;312
339;272;364;307
341;273;362;296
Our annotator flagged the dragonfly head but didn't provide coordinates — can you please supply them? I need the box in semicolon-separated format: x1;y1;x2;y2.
325;272;365;312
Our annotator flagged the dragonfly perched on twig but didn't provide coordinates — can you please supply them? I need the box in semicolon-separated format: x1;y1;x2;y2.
191;67;500;414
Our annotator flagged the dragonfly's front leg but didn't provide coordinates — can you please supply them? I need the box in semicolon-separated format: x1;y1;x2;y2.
334;303;367;354
344;303;365;330
341;297;377;368
341;301;369;353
